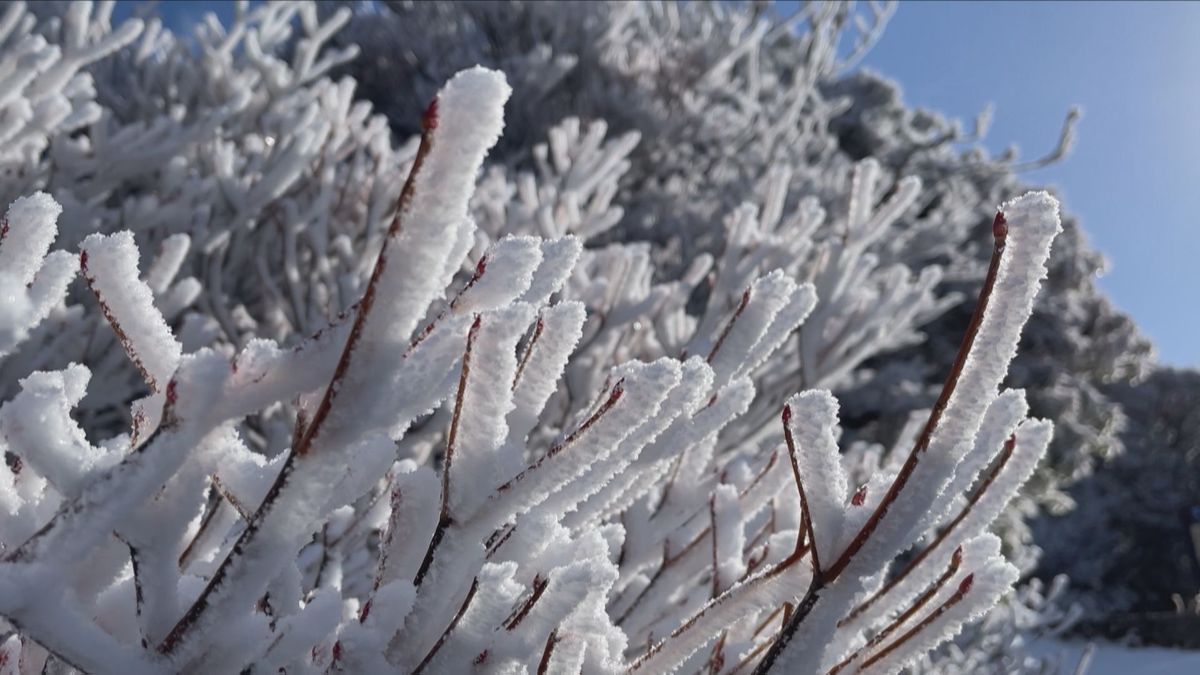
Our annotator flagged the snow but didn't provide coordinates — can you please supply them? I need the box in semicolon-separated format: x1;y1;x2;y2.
0;193;61;285
0;193;76;358
1030;640;1200;675
784;389;849;567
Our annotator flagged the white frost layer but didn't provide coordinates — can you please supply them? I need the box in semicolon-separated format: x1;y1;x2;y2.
356;66;512;352
0;193;76;357
0;192;61;285
785;389;849;568
80;231;182;392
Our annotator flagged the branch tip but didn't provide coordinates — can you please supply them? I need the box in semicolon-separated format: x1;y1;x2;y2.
991;211;1007;242
851;484;867;506
958;573;974;594
422;98;439;131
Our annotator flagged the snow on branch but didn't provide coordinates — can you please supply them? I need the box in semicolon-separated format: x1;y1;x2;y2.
80;231;182;394
0;194;76;359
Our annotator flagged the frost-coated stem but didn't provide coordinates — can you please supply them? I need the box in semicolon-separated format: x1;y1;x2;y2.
858;575;974;672
846;435;1015;624
414;314;482;587
293;98;438;458
825;212;1008;581
782;404;821;575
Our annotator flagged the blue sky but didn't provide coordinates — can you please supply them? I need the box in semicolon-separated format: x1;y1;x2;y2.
119;1;1196;366
851;1;1199;367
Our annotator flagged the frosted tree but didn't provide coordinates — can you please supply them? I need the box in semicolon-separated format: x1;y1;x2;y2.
0;48;1068;674
1035;367;1200;624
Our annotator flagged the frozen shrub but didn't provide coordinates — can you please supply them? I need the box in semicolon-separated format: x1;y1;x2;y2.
0;51;1065;672
333;0;1167;639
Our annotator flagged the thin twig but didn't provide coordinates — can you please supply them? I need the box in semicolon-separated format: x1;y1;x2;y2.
707;289;752;363
844;434;1016;625
291;103;438;458
827;547;962;675
857;574;974;671
536;629;559;675
411;577;478;675
504;575;548;630
749;580;823;675
415;314;482;588
782;404;821;574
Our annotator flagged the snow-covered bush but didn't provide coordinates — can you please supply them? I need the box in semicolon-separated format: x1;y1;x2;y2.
0;17;1068;668
331;0;1167;631
13;0;1185;670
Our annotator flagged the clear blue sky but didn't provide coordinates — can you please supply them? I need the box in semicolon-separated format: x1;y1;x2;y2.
118;1;1196;367
851;1;1199;368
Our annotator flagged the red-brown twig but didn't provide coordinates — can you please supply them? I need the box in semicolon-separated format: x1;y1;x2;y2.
411;577;478;675
536;629;559;675
512;315;545;390
782;404;821;575
504;575;548;630
827;547;963;675
493;379;625;496
843;434;1016;625
292;100;440;459
857;574;974;672
414;314;482;587
707;289;752;363
80;251;161;393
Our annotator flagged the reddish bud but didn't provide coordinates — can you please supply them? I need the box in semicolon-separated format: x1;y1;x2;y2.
474;255;488;277
782;404;792;425
608;382;625;404
422;98;439;132
991;212;1008;242
958;573;975;594
166;380;178;405
79;250;88;270
851;484;867;506
952;545;963;567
